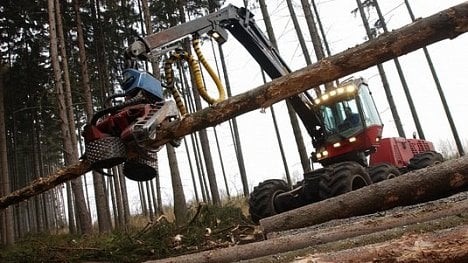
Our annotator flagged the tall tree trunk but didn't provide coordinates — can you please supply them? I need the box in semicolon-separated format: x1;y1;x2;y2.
112;167;125;228
166;144;188;226
0;65;14;244
355;0;406;138
139;182;148;216
117;166;131;226
73;0;112;233
145;181;154;220
32;117;44;233
140;0;166;214
178;0;221;205
140;0;191;213
217;45;250;197
65;182;76;234
258;0;311;175
47;0;92;235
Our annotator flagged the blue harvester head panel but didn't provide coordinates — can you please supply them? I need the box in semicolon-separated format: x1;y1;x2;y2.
122;69;164;101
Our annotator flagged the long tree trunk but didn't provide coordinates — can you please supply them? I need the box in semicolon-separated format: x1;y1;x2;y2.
47;0;92;235
258;0;311;175
260;156;468;233
1;2;467;207
140;0;166;215
73;0;112;233
166;144;188;226
181;2;221;205
0;65;14;245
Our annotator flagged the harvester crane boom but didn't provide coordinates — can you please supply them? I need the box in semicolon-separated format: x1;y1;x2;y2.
125;4;323;141
82;4;445;223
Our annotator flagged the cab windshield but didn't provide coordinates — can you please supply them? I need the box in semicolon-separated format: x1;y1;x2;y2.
321;96;363;140
319;82;381;142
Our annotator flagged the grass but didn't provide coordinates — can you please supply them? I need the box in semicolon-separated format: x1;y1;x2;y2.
0;198;254;263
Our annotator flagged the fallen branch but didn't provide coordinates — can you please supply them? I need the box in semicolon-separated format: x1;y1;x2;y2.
1;2;468;208
259;156;468;234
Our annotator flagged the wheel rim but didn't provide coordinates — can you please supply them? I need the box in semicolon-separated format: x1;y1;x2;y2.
351;175;368;190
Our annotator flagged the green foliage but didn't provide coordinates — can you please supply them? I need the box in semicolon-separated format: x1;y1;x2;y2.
0;202;254;262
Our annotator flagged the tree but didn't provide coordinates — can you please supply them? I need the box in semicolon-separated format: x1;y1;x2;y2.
47;0;92;235
166;144;187;226
0;64;14;244
73;0;112;233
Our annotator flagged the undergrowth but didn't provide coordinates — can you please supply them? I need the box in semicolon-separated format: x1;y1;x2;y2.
0;202;255;263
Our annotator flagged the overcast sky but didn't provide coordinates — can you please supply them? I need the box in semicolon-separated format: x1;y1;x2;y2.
121;0;468;212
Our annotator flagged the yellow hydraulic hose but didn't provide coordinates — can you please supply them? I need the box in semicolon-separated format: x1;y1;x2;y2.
164;53;188;116
191;36;226;104
164;36;226;114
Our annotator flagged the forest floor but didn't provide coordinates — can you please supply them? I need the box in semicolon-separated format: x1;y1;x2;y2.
1;191;466;262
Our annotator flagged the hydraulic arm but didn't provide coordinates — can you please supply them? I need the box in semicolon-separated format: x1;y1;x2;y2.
125;4;324;143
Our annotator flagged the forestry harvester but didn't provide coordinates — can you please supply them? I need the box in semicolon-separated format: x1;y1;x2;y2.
81;5;444;223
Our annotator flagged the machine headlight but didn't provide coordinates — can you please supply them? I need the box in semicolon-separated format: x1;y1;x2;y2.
349;137;356;142
346;85;356;93
333;142;341;148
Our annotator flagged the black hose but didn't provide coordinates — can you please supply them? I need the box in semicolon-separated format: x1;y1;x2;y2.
103;93;127;107
91;94;148;125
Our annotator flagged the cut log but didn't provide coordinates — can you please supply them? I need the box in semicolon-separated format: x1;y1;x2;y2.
1;2;468;209
260;156;468;234
295;225;468;263
143;192;467;263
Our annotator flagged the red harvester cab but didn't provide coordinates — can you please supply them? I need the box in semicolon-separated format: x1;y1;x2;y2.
313;78;383;166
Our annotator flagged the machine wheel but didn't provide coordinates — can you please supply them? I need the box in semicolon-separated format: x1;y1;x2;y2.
86;137;126;169
368;163;400;183
318;161;372;200
123;150;159;181
408;151;444;171
249;179;289;224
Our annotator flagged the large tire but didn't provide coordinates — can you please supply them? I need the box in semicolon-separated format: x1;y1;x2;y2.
368;163;400;183
318;161;372;200
249;179;289;224
408;151;444;171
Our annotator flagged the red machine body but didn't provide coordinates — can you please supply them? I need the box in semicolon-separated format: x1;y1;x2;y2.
82;104;152;144
369;137;435;168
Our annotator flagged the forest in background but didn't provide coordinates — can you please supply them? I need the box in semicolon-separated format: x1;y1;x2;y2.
0;0;466;254
0;0;240;244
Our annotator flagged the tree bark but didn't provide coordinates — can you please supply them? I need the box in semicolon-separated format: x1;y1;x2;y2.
144;192;468;263
167;144;188;226
0;2;467;209
73;0;112;233
296;225;468;263
176;1;221;206
259;0;311;176
49;0;92;235
260;156;468;233
0;65;14;244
